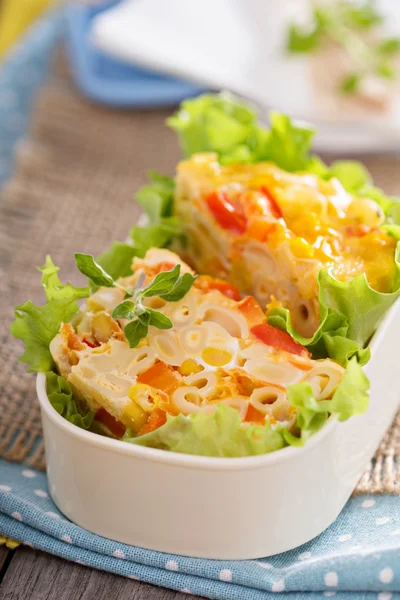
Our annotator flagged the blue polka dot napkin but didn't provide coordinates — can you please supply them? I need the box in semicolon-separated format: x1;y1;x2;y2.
1;458;400;599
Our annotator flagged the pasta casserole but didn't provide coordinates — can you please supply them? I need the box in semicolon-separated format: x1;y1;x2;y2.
45;248;355;455
174;153;396;337
13;93;389;457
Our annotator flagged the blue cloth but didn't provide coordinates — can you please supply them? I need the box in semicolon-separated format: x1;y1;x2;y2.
0;9;62;186
1;6;400;600
0;458;400;599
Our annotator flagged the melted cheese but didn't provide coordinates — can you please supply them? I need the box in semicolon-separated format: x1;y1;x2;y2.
176;154;396;295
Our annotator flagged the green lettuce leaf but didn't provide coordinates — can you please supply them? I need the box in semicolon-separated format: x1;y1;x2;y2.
125;405;285;457
283;383;329;447
130;217;181;252
167;92;316;171
125;357;369;456
167;92;256;161
46;371;93;430
317;251;400;344
382;224;400;242
96;242;137;279
11;257;90;372
38;256;89;302
261;112;316;172
135;171;175;222
329;356;370;421
93;173;179;282
268;246;400;366
329;160;372;193
282;358;369;446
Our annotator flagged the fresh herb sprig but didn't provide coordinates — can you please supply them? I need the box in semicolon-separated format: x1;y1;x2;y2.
74;253;196;348
286;0;400;94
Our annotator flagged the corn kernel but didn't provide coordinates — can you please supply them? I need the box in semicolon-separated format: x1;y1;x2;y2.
178;359;204;376
289;237;314;259
128;384;161;412
92;312;119;343
201;347;232;367
347;198;384;227
123;401;148;433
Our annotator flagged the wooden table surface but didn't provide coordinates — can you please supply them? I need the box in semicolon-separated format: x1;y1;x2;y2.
0;545;200;599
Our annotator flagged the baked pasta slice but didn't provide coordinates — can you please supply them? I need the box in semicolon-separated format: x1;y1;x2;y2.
49;248;353;453
174;153;396;337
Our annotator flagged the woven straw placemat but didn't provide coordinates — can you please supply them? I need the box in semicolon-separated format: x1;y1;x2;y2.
0;56;399;493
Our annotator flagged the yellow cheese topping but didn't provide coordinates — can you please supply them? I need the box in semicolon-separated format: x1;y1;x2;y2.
176;154;396;293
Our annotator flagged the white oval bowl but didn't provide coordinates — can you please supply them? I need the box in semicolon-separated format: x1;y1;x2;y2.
37;302;400;559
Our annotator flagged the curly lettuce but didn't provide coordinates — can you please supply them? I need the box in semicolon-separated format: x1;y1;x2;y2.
46;371;93;430
268;244;400;365
96;242;137;280
11;257;90;372
167;92;316;171
125;358;369;456
283;358;370;446
95;172;179;282
126;405;285;457
135;170;175;221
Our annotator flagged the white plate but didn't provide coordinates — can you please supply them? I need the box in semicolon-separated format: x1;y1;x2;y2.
90;0;400;153
37;301;400;559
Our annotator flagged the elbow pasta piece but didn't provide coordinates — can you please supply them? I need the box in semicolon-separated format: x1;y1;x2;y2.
198;302;249;339
244;358;304;386
184;370;218;397
126;347;157;378
162;290;198;328
172;386;215;415
178;325;208;356
304;361;345;400
148;330;186;366
250;386;287;414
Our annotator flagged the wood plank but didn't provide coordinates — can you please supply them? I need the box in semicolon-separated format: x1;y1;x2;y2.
0;547;205;600
0;547;10;580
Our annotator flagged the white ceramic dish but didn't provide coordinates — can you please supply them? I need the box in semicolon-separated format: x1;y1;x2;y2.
37;301;400;560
